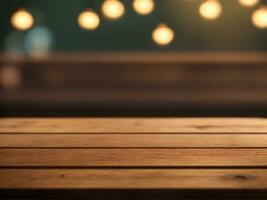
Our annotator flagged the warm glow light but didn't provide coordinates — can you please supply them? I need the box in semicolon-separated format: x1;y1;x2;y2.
238;0;259;7
102;0;125;20
0;66;21;90
252;6;267;29
78;9;100;30
11;8;34;31
152;23;174;46
133;0;155;15
199;0;222;20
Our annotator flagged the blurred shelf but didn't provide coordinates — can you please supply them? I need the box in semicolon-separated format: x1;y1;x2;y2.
1;52;267;64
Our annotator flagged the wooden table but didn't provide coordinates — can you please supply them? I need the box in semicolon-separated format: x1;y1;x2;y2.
0;118;267;199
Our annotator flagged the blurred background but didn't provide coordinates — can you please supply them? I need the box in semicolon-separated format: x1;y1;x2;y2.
0;0;267;117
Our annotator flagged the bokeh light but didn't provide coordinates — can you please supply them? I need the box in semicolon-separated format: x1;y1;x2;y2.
11;8;34;31
102;0;125;20
24;26;54;56
5;31;25;54
78;9;100;30
133;0;155;15
152;23;174;46
199;0;222;20
238;0;259;7
252;6;267;29
0;66;22;90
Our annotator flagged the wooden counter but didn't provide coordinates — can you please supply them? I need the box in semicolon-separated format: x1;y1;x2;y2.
0;118;267;199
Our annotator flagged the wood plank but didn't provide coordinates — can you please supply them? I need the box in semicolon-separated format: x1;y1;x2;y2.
0;118;267;133
1;149;267;167
1;169;267;189
1;134;267;148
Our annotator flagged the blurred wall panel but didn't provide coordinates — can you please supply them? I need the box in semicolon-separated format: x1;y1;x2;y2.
1;53;267;117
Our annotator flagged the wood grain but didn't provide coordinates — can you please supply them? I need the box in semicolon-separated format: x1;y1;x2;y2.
1;134;267;148
1;118;267;133
1;118;267;190
1;169;267;189
1;149;267;167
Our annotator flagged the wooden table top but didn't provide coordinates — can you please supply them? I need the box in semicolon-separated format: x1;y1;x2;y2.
0;118;267;191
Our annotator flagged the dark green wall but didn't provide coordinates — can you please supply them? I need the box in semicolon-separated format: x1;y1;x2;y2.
1;0;267;52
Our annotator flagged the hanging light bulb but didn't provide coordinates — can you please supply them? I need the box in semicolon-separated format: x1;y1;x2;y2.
238;0;259;7
199;0;222;20
252;6;267;29
152;23;174;46
133;0;155;15
11;8;34;31
78;9;100;30
102;0;125;20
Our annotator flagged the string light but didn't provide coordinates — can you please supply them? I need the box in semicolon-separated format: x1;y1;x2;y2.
133;0;155;15
11;8;34;31
102;0;125;20
78;9;100;30
152;23;174;46
199;0;222;20
238;0;259;7
8;1;267;47
252;6;267;28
